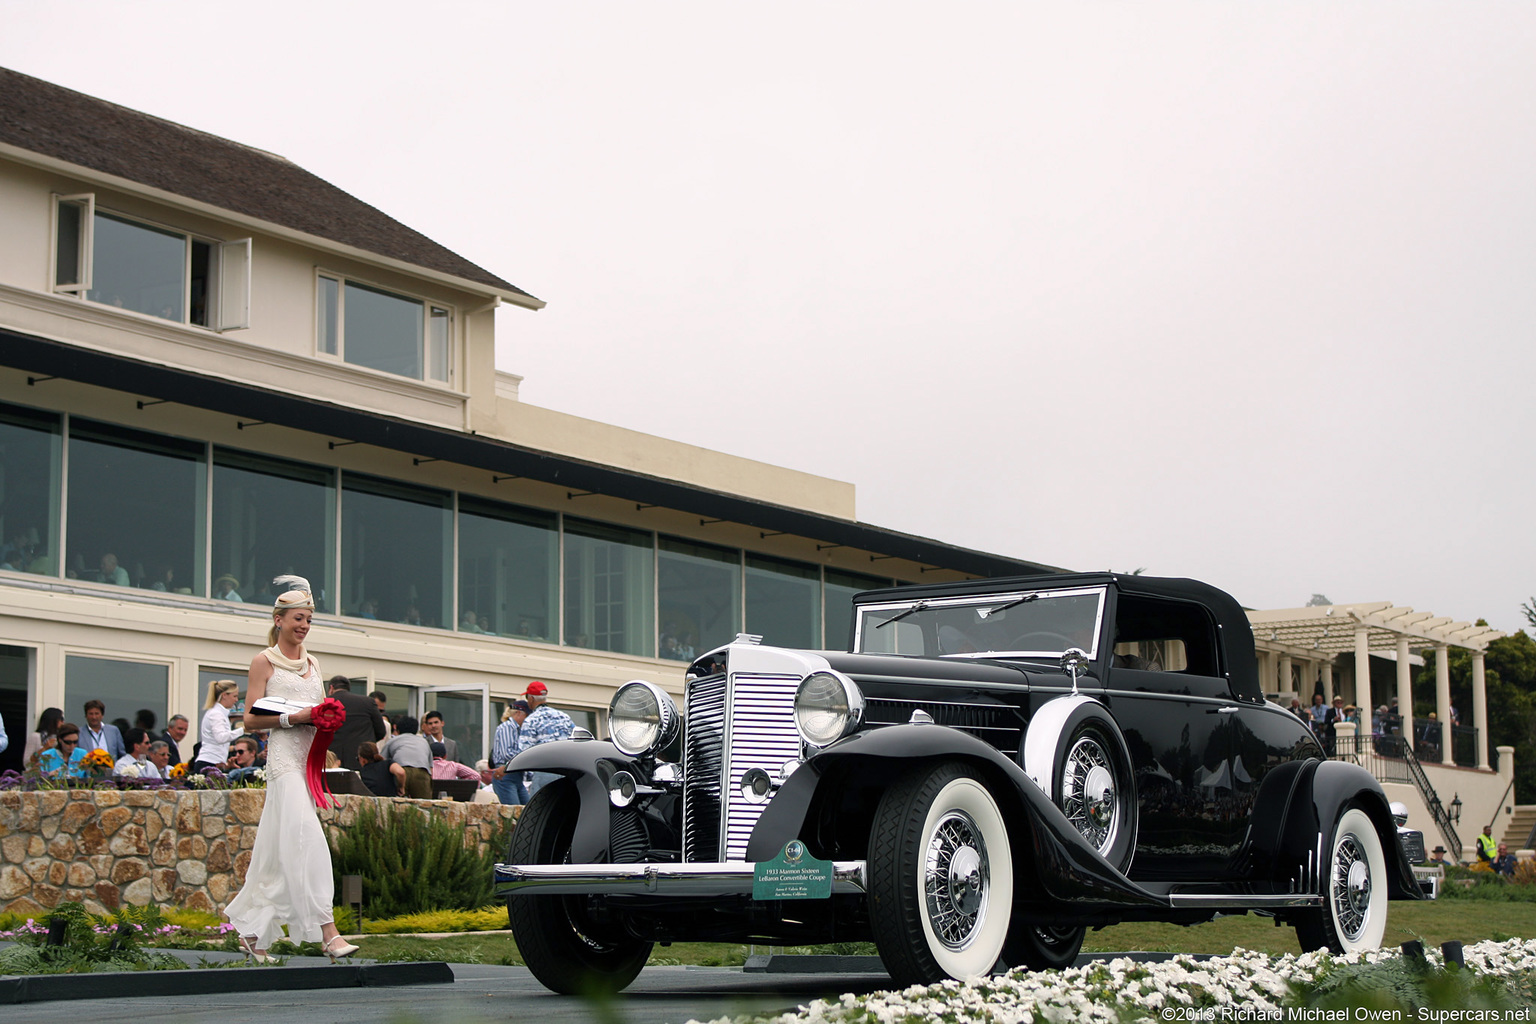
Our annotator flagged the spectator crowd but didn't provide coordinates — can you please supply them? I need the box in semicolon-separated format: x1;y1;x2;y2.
4;676;577;809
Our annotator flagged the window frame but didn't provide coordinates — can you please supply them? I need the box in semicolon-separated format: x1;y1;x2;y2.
50;193;251;332
314;269;456;384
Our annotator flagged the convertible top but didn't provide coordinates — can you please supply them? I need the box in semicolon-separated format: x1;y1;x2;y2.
854;572;1262;700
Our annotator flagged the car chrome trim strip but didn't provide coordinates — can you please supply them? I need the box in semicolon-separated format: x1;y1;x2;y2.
1166;893;1322;907
494;860;869;896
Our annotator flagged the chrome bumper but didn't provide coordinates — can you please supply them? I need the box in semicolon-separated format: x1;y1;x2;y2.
495;860;868;897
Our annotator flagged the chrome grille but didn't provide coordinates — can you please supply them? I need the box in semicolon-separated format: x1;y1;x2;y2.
724;676;802;860
683;672;801;862
683;674;727;862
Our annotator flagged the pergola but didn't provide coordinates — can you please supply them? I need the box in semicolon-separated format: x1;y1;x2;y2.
1246;603;1504;770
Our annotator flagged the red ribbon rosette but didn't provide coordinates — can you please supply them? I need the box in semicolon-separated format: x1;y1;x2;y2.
304;697;348;808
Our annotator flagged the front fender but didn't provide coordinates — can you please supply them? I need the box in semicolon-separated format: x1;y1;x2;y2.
506;739;647;862
747;723;1166;909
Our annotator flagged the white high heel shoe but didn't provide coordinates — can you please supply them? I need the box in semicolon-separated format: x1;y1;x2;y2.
238;935;273;964
323;935;360;963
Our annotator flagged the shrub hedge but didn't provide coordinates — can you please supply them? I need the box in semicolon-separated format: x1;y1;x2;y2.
328;802;514;919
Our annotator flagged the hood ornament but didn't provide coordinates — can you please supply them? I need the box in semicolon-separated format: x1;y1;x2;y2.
1060;648;1090;695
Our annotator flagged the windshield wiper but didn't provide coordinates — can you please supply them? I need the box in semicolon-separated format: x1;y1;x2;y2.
979;593;1038;618
875;600;928;629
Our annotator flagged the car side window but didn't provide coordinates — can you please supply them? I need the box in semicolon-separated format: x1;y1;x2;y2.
1110;595;1228;697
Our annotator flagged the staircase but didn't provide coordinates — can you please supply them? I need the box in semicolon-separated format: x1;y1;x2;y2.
1503;805;1536;851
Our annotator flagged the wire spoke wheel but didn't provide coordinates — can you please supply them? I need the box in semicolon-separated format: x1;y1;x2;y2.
1293;806;1387;955
1060;735;1119;854
869;763;1014;985
1330;834;1372;942
923;810;990;950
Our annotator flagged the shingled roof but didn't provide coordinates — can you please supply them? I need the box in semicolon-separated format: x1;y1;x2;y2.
0;66;538;304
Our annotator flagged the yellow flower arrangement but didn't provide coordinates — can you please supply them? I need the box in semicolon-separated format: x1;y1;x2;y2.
81;748;115;771
168;762;187;779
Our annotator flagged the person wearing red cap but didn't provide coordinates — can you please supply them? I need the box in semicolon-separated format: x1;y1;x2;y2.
516;681;574;797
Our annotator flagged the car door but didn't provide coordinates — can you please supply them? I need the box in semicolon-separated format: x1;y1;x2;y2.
1101;594;1248;881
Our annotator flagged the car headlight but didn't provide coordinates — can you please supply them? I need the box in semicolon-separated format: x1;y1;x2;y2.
794;670;864;748
608;680;680;757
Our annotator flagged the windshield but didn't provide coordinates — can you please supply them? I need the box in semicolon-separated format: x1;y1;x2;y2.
853;587;1105;660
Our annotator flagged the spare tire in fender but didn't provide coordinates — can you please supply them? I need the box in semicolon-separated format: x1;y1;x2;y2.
1021;695;1137;872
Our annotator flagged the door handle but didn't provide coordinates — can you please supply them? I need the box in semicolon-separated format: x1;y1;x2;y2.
1214;706;1240;714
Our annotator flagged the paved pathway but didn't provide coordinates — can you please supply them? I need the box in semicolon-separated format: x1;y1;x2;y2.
0;957;895;1024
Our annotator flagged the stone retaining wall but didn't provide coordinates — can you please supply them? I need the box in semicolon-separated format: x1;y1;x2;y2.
0;789;518;919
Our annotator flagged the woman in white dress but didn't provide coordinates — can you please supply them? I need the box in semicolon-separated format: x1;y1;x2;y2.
224;575;358;964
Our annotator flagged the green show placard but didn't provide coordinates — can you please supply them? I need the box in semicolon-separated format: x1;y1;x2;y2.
753;841;834;900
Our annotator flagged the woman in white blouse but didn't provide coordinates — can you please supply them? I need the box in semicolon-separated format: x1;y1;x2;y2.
23;706;64;763
193;679;243;773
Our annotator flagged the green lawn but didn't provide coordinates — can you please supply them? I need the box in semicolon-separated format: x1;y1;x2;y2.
352;900;1536;966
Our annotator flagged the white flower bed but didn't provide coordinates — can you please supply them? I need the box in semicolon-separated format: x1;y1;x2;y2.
691;939;1536;1024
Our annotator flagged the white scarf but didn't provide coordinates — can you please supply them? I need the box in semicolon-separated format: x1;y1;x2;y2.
262;645;316;675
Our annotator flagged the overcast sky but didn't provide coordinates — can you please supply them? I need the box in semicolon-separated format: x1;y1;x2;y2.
4;2;1532;634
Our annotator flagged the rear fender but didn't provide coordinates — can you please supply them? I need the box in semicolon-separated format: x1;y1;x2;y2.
507;739;646;862
747;723;1166;908
1279;759;1424;901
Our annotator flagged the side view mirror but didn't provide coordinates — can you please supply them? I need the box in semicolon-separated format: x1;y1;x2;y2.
1061;648;1090;694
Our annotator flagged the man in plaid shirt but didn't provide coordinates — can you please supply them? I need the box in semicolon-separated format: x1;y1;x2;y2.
516;681;575;797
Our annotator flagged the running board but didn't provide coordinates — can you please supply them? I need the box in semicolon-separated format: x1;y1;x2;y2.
1166;892;1321;908
495;860;868;897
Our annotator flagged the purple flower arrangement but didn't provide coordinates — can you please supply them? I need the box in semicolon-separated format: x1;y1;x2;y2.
0;766;259;793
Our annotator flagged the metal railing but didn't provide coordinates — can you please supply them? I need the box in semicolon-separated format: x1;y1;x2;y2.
1334;732;1461;853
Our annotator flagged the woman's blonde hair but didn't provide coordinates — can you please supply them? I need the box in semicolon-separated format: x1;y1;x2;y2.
204;678;239;710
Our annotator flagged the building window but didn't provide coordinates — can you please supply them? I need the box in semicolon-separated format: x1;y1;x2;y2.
341;473;451;627
316;274;452;382
658;537;740;661
0;402;62;578
458;496;557;640
53;195;250;330
746;555;821;650
64;655;169;744
563;518;653;656
824;569;891;651
199;667;249;710
212;449;335;611
0;646;29;775
66;419;205;594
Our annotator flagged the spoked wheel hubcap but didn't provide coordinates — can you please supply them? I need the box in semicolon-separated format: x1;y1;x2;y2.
1062;735;1119;852
1333;835;1372;941
925;810;991;950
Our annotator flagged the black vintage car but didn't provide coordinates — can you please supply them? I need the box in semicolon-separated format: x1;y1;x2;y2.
497;573;1424;993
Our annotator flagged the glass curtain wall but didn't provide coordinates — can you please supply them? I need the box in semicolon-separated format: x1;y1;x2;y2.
0;403;61;577
211;449;335;610
340;474;451;627
563;518;654;656
824;569;892;651
458;497;557;639
658;537;740;661
0;409;920;658
745;555;822;650
66;419;205;594
63;655;169;742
